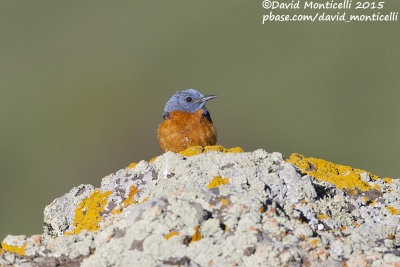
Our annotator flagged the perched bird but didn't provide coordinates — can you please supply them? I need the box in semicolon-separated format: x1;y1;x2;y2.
157;89;218;153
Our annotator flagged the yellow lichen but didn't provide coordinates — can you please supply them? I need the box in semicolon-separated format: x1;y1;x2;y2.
203;145;244;153
179;145;244;157
112;186;138;214
179;146;204;157
122;185;138;206
126;162;137;173
387;234;395;239
386;206;400;215
149;156;158;163
164;231;180;240
287;153;382;193
383;177;392;184
317;214;330;220
207;175;229;189
0;243;27;256
141;196;150;203
189;226;202;244
311;239;318;245
219;198;228;206
226;147;245;153
65;190;112;235
203;145;228;153
112;186;149;214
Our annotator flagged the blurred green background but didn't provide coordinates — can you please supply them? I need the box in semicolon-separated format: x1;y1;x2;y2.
0;0;399;240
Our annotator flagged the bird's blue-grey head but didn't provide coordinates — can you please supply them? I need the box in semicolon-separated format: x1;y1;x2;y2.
163;89;217;117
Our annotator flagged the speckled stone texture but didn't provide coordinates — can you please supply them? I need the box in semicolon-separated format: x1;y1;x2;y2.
1;148;399;267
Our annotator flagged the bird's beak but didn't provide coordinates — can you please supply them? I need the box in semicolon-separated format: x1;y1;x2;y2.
195;95;218;103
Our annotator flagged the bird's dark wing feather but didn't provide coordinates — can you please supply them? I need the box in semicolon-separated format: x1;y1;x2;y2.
163;112;170;120
201;108;213;123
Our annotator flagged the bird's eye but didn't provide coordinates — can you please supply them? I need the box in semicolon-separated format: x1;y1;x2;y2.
186;97;193;102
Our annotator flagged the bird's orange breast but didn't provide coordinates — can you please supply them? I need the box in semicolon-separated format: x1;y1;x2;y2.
157;109;217;153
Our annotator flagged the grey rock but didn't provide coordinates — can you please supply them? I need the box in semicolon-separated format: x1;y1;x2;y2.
1;148;400;266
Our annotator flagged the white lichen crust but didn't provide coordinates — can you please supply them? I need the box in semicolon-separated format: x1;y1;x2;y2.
1;148;399;266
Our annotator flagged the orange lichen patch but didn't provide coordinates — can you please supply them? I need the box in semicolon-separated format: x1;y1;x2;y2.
179;145;244;157
189;226;202;244
149;156;158;163
287;153;382;192
225;225;229;232
122;185;138;206
353;222;360;227
338;226;346;231
387;234;395;239
126;163;137;173
112;186;149;214
219;198;229;206
141;196;150;203
317;214;330;220
369;200;376;206
111;209;123;215
0;243;27;256
386;206;400;215
65;190;112;235
128;162;136;169
300;235;308;240
259;206;265;213
311;239;318;245
383;178;392;184
297;217;306;223
207;175;229;189
164;231;180;240
281;232;287;237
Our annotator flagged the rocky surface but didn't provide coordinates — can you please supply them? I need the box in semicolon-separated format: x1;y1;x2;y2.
1;146;399;267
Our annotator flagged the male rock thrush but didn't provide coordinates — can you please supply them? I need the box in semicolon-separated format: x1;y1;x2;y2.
157;89;218;153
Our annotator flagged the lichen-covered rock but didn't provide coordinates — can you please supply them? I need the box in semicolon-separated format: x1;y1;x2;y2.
1;146;399;266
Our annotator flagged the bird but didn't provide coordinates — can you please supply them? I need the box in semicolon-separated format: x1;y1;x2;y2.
157;89;218;153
